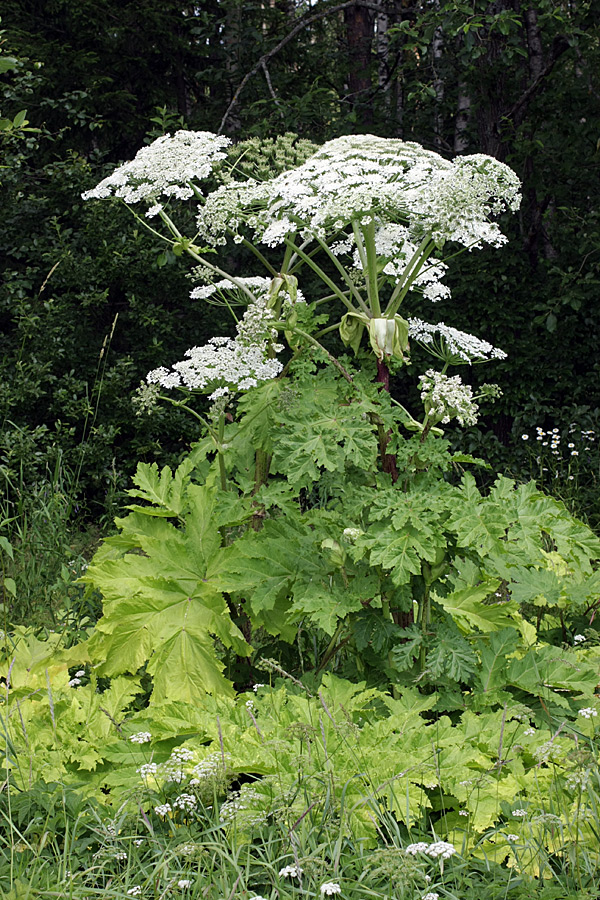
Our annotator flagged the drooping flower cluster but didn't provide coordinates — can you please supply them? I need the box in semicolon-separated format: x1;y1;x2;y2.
419;369;479;426
408;318;507;364
81;131;231;205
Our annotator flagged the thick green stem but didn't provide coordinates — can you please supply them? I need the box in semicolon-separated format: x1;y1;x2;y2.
308;230;371;314
217;413;227;492
361;219;381;316
316;620;347;674
284;239;357;313
384;237;435;317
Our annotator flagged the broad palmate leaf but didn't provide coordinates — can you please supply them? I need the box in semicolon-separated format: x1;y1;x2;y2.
82;472;250;702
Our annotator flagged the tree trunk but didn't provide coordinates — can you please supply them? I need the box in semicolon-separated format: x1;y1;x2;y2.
344;2;375;126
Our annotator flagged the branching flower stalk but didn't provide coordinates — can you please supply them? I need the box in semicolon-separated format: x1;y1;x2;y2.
83;130;520;485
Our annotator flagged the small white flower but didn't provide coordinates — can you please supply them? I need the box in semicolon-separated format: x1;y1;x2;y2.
129;732;152;744
75;669;85;677
512;809;527;817
173;794;197;811
154;803;172;816
68;678;81;687
568;442;575;448
574;634;586;643
426;840;456;860
177;880;192;890
133;838;144;846
505;834;519;842
423;894;439;900
279;865;303;878
571;450;579;456
521;434;529;440
458;810;468;816
127;887;142;897
405;842;429;855
579;707;597;719
252;683;265;692
320;883;341;896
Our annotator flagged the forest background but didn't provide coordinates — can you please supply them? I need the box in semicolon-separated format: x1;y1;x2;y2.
1;0;599;537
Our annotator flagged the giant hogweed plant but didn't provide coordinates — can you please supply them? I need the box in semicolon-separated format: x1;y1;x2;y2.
74;131;600;705
2;133;600;866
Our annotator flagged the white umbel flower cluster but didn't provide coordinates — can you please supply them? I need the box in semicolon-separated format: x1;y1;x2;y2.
147;289;286;399
147;335;282;398
196;134;520;251
190;276;272;301
81;131;231;204
408;318;507;364
419;369;479;426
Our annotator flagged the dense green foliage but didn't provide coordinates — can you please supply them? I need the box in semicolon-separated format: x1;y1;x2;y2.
1;1;600;530
1;6;600;897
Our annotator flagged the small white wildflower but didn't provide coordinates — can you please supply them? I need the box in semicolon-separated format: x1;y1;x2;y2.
252;683;265;692
127;887;142;897
75;669;85;677
133;838;144;846
568;442;575;448
522;434;529;440
177;880;192;890
154;803;172;816
146;204;163;218
405;842;429;855
320;883;341;896
279;865;303;878
342;527;362;542
170;747;195;762
173;794;197;811
571;450;579;456
129;732;152;744
458;810;468;816
427;841;456;860
68;678;81;687
423;894;439;900
512;809;527;817
574;634;586;643
579;707;597;719
137;762;159;778
505;834;519;842
114;850;128;861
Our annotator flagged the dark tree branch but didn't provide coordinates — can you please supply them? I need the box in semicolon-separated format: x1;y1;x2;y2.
217;0;394;134
506;34;571;125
